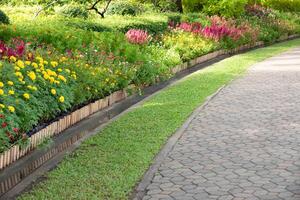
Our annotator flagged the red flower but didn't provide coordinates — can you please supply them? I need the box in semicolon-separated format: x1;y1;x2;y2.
13;128;19;133
2;122;7;128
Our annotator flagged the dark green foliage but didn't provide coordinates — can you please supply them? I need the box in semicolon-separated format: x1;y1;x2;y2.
182;0;248;17
166;13;182;25
60;4;89;19
107;1;142;16
119;21;168;34
66;21;111;32
0;10;9;24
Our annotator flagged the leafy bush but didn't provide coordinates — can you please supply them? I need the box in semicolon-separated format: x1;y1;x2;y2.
261;0;300;12
0;10;9;24
107;1;142;16
118;21;168;35
203;0;248;17
59;4;89;19
163;31;216;61
182;0;248;17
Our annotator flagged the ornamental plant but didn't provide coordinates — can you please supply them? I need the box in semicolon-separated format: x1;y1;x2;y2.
0;38;27;58
173;16;258;43
246;4;274;18
125;29;149;45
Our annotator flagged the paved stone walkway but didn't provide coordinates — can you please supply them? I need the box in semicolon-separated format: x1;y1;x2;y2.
141;48;300;200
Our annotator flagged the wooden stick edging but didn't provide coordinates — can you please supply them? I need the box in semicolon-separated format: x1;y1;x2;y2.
0;34;299;197
0;90;124;171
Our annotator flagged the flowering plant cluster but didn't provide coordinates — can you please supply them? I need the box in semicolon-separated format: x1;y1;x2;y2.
173;16;257;42
246;4;274;18
0;38;27;58
125;29;149;45
0;42;78;150
0;38;137;151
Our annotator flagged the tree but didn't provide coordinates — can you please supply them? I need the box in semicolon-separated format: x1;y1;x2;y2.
175;0;183;13
87;0;112;18
33;0;113;18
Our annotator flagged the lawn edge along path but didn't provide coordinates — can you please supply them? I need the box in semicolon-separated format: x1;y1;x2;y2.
18;39;300;200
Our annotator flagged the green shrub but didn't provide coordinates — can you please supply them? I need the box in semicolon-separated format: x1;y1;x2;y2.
166;13;182;25
66;21;112;32
163;31;216;61
107;1;142;16
59;4;89;19
0;10;9;24
181;13;210;26
261;0;300;12
182;0;248;17
117;21;168;35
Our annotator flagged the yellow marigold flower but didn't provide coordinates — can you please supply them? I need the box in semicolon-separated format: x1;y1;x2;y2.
47;69;57;77
15;71;22;77
51;89;56;95
57;68;62;72
27;85;37;91
58;96;64;103
71;74;77;79
44;61;48;65
18;78;23;82
7;81;14;86
8;90;14;95
14;66;20;71
39;63;44;68
16;60;25;68
0;104;5;109
25;61;31;65
0;82;4;87
8;106;15;112
32;62;38;68
23;93;30;100
49;77;55;83
36;56;43;63
10;56;17;62
58;75;66;82
28;71;36;81
51;61;58;68
43;73;50;80
54;80;60;84
59;57;67;62
0;89;4;95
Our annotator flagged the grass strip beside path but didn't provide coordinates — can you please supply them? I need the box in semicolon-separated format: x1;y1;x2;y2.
20;39;300;200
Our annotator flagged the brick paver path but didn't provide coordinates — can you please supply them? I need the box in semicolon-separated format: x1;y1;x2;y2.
142;48;300;200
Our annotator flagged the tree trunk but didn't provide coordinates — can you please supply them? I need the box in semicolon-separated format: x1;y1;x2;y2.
175;0;183;13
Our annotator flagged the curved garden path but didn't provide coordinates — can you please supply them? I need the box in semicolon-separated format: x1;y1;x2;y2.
139;47;300;200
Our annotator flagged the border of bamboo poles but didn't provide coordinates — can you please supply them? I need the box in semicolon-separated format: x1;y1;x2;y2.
0;34;298;171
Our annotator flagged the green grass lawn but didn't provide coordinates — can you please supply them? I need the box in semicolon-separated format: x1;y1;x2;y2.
19;39;300;200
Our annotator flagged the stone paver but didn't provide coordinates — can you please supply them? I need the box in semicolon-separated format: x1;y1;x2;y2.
141;48;300;200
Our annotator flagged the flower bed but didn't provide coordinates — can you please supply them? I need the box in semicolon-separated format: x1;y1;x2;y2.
0;4;300;170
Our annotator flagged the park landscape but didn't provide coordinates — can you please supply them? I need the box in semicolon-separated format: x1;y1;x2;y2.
0;0;300;199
